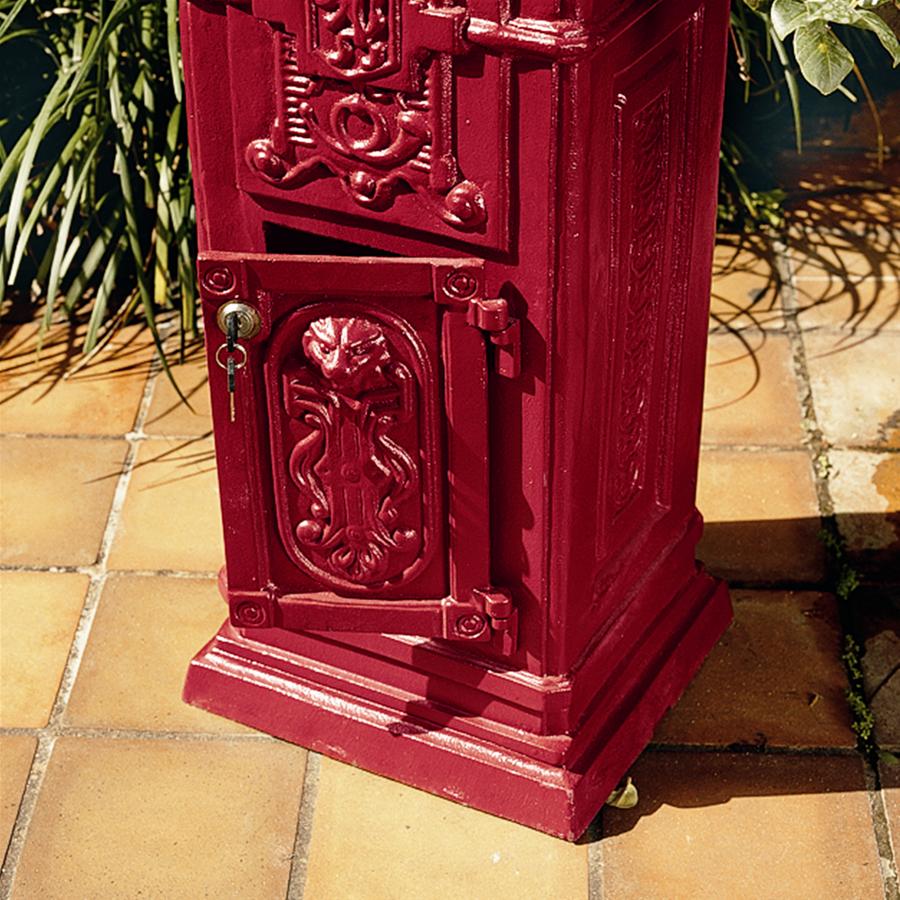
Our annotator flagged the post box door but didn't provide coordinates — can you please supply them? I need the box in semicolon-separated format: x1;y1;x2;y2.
198;251;518;652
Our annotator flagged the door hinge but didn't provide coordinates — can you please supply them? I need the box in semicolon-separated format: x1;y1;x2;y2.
467;296;521;378
441;587;518;653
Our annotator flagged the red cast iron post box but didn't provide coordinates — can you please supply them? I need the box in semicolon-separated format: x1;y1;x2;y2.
180;0;733;839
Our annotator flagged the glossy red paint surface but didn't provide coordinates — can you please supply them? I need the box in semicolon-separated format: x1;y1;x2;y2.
181;0;733;838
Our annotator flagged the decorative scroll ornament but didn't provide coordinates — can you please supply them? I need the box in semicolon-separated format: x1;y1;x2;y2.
309;0;398;81
281;315;425;586
245;32;487;230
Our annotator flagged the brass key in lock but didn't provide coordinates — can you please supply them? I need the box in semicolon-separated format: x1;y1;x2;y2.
214;302;258;423
226;312;238;422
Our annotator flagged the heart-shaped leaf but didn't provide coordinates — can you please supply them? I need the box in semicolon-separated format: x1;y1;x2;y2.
794;20;855;94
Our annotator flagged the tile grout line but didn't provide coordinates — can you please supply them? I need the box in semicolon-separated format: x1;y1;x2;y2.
0;430;212;442
645;742;860;757
775;235;900;900
285;751;322;900
0;354;163;899
697;443;900;455
0;725;282;742
868;766;900;900
50;350;162;721
586;818;604;900
0;563;220;579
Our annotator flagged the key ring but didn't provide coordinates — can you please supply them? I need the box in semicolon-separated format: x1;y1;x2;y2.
215;342;247;371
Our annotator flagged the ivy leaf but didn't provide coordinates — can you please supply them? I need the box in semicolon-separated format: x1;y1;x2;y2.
853;10;900;65
794;20;855;94
771;0;810;39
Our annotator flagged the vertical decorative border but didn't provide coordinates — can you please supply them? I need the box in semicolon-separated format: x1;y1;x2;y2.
654;9;703;509
611;89;671;516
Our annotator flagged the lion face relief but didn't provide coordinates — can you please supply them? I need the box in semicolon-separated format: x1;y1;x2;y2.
301;316;391;396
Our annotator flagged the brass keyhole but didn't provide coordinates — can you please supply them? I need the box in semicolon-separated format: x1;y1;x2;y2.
216;302;261;340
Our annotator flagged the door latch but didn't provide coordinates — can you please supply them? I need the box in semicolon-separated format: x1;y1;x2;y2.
467;296;521;378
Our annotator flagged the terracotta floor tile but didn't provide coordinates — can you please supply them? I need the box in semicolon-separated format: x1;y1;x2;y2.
655;590;854;749
710;237;784;332
13;736;305;898
600;752;883;900
794;278;899;334
65;574;248;733
0;572;89;727
144;344;213;437
107;437;223;572
696;450;825;583
0;735;36;858
701;333;804;447
0;322;153;435
804;330;900;448
304;757;588;900
829;450;900;579
858;588;900;752
0;437;126;567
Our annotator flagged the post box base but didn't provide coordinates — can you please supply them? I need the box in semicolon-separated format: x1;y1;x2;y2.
184;571;730;840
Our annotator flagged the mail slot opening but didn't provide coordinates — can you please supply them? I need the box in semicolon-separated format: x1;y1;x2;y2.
264;222;399;258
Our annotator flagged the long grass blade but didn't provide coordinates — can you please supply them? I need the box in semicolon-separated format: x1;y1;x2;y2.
63;0;129;109
63;213;122;313
2;70;69;269
114;139;188;403
83;236;127;353
0;0;28;43
7;116;94;283
165;0;182;101
40;137;103;333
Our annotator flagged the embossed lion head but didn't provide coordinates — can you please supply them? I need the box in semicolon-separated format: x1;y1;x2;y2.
302;316;391;395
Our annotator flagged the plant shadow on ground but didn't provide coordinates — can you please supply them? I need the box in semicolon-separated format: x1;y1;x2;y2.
0;321;157;405
712;187;898;335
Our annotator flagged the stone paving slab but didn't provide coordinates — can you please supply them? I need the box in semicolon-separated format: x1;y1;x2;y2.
0;572;89;728
63;574;252;734
696;449;826;584
857;586;900;752
654;589;855;749
0;322;155;436
304;758;589;900
600;753;884;900
13;737;306;899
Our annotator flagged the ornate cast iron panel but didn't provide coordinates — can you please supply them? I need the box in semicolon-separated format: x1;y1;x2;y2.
590;15;703;611
225;0;592;249
267;303;440;593
197;252;517;649
231;0;502;246
245;38;487;231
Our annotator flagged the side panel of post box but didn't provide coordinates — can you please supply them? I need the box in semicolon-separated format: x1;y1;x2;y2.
547;0;731;685
180;0;560;678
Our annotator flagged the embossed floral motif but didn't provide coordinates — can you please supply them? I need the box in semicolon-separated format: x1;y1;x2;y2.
244;33;487;231
310;0;395;80
282;316;422;585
